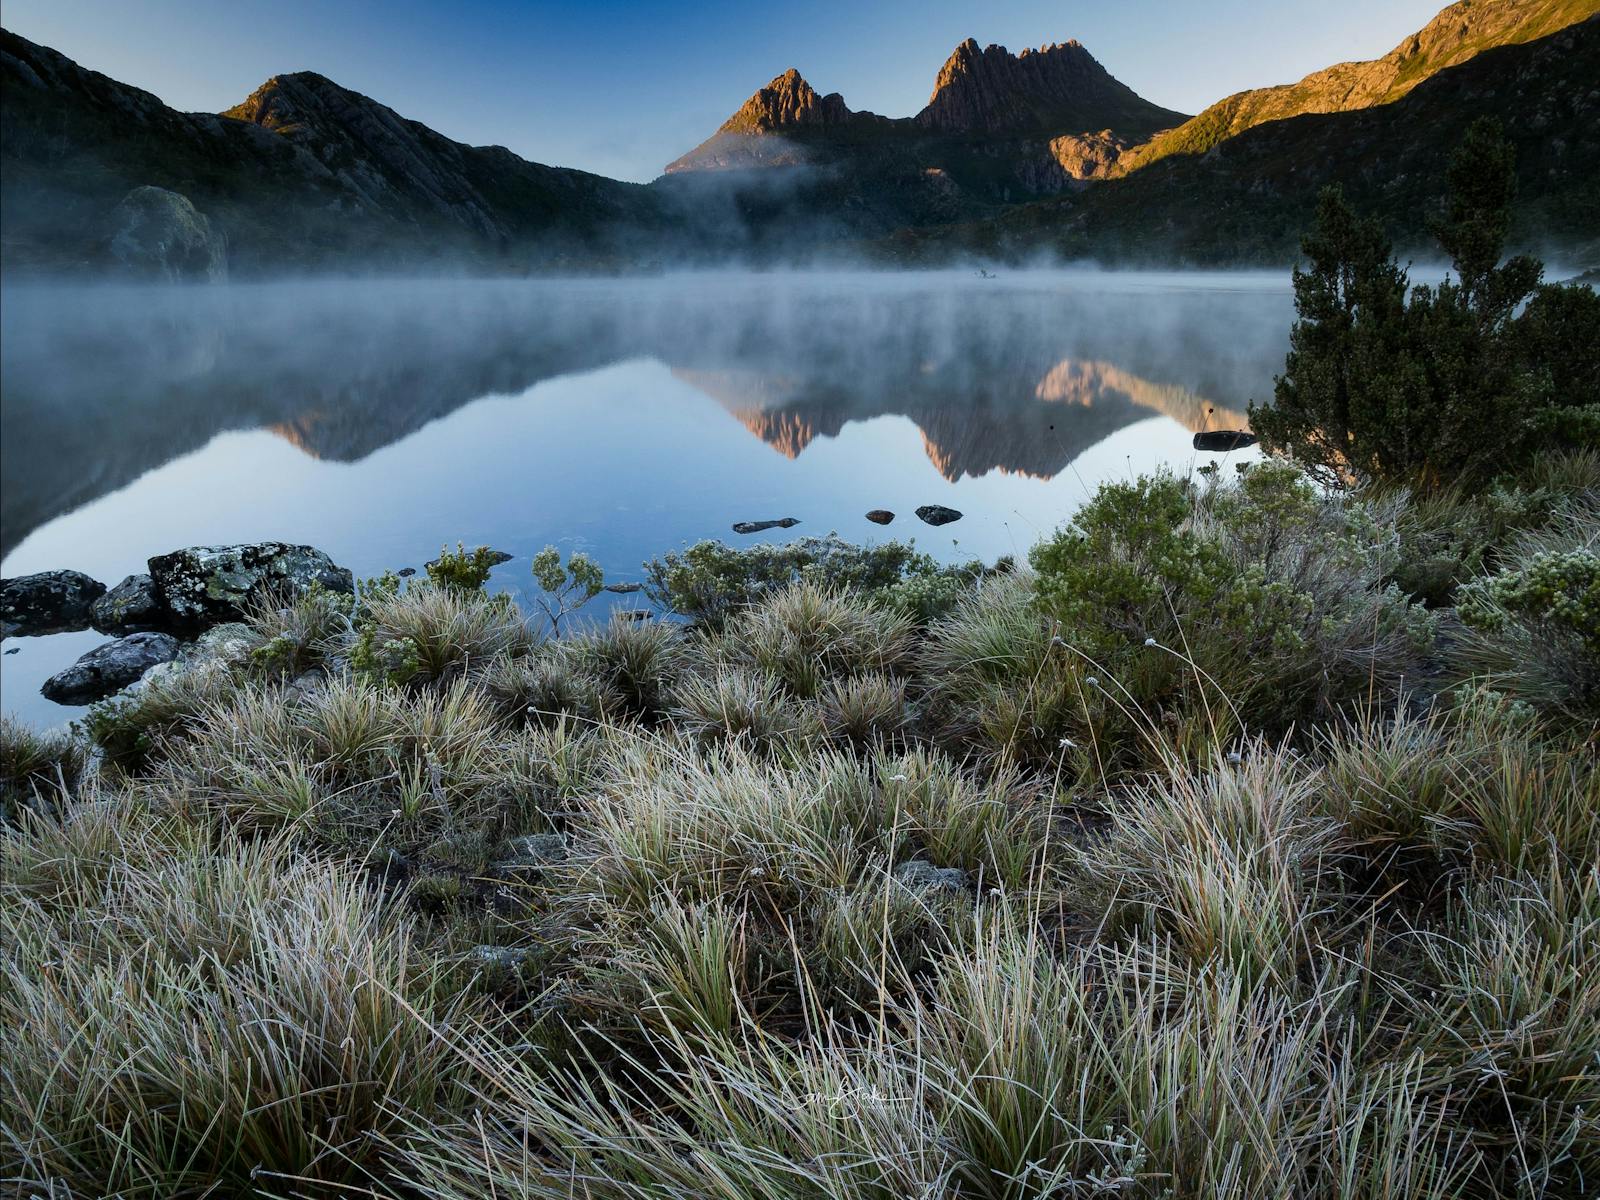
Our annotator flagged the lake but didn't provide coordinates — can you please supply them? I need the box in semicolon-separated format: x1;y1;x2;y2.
0;269;1289;728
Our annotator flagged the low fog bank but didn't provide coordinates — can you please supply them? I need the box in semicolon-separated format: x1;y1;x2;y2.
0;269;1295;557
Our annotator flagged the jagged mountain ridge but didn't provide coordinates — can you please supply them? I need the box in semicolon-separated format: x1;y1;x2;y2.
665;36;1185;181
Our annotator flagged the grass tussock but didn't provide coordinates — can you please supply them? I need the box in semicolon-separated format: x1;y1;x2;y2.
4;460;1598;1198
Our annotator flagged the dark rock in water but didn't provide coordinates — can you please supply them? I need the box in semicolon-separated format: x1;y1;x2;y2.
618;609;653;622
91;574;167;634
865;510;896;525
1;570;106;637
732;518;801;534
604;582;644;594
1193;430;1258;451
4;647;18;655
147;542;353;628
893;860;969;892
106;186;227;282
915;505;963;527
41;632;180;704
397;567;417;578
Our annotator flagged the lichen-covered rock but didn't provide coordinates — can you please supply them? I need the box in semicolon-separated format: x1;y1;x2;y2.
1;570;106;637
90;573;167;634
147;543;352;628
106;186;227;282
41;632;180;704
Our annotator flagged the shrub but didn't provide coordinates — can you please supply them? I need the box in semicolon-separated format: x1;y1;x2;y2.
1250;122;1600;491
529;545;604;633
426;542;503;591
1027;464;1430;760
644;535;975;624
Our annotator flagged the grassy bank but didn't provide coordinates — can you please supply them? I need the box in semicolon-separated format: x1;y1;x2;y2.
3;449;1597;1198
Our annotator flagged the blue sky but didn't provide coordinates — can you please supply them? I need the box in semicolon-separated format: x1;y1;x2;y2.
3;0;1447;182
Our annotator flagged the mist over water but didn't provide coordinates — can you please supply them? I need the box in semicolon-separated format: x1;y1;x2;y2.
0;268;1291;727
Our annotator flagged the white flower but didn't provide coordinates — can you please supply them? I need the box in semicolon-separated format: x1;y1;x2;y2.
1085;676;1100;689
390;808;402;817
1058;737;1076;749
889;773;908;783
1143;637;1158;647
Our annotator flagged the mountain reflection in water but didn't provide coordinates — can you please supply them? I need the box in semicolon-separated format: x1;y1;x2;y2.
1;270;1289;725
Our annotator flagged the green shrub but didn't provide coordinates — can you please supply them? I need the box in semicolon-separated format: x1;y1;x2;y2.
427;542;503;591
529;545;604;633
1027;464;1430;760
643;535;977;624
1250;121;1600;492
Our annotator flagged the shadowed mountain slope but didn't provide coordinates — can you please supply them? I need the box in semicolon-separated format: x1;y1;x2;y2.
0;29;664;273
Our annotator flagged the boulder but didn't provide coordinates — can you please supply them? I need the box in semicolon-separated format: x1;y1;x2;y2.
604;581;644;594
106;186;227;282
732;518;801;534
90;573;167;634
893;860;969;893
147;542;353;629
41;632;180;704
914;505;963;527
1;570;106;637
1192;430;1258;452
865;510;896;525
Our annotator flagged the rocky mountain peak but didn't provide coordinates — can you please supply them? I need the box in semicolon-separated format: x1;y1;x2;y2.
720;68;855;134
915;37;1185;137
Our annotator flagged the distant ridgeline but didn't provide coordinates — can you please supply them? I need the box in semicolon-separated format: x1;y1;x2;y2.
1;0;1597;273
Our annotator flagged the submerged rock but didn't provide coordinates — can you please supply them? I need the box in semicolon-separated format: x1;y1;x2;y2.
147;542;353;628
41;632;180;704
1;570;106;637
732;518;801;535
604;581;644;594
915;505;963;527
1193;430;1258;451
865;510;896;525
90;573;167;634
106;186;227;282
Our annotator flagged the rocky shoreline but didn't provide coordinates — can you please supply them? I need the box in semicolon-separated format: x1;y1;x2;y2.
2;542;352;706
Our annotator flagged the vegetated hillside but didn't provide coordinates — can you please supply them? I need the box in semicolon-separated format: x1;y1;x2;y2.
880;17;1600;266
0;29;665;273
1113;0;1600;175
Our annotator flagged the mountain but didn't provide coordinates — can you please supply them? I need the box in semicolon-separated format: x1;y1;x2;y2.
664;36;1185;200
884;14;1600;266
915;39;1183;137
1114;0;1600;175
0;29;665;273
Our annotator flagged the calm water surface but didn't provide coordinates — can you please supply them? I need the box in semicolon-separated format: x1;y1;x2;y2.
1;269;1289;727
